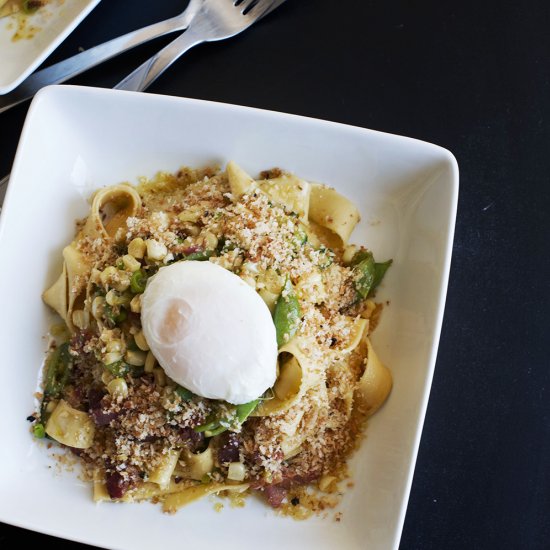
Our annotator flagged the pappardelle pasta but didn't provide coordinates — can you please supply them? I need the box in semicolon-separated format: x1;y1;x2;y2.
33;162;392;515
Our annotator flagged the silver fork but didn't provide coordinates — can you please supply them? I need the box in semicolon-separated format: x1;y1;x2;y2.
0;0;204;115
115;0;286;92
0;0;286;208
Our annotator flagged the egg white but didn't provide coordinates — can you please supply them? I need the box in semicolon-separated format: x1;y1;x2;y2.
141;261;278;405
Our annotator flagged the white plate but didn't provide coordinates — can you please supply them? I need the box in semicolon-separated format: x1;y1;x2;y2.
0;0;101;94
0;85;458;550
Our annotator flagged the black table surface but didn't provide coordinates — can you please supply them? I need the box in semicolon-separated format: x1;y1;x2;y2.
1;1;549;548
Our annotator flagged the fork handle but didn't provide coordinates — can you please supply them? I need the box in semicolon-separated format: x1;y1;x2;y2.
0;14;190;115
114;28;203;92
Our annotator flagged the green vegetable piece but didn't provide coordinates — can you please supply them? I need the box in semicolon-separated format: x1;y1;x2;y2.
236;399;259;423
194;420;220;433
353;251;376;299
130;269;148;293
33;423;45;438
372;259;393;291
204;425;228;437
351;250;392;299
104;360;131;377
273;279;301;347
44;342;72;398
185;250;213;261
349;249;371;266
175;386;194;401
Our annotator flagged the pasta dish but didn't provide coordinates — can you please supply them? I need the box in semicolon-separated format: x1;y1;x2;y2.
33;162;392;515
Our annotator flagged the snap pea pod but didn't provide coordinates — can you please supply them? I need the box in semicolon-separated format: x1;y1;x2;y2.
236;399;260;423
351;250;392;299
184;250;214;261
193;399;260;437
273;279;301;348
372;259;393;290
44;342;72;398
175;386;194;401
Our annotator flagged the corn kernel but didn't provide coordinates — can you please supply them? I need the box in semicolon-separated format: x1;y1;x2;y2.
200;231;218;251
125;349;146;366
106;339;123;353
107;378;128;399
103;351;122;365
100;266;118;286
128;237;146;259
134;331;150;351
178;209;201;223
144;351;156;373
130;294;141;313
146;239;168;261
100;266;130;292
153;367;166;387
91;296;105;319
72;309;89;330
106;289;131;307
227;462;246;481
122;254;141;272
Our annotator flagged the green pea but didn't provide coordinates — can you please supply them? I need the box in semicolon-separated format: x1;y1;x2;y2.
273;279;301;348
130;269;148;293
33;423;45;438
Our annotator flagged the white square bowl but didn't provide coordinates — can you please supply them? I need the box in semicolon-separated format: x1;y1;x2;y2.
0;85;458;550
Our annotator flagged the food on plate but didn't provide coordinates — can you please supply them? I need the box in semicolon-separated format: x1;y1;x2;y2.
33;162;393;514
0;0;48;18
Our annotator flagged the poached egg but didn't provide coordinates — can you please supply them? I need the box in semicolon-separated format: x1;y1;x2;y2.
141;261;277;405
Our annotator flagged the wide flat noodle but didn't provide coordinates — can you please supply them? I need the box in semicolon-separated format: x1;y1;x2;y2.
148;449;181;489
355;338;392;416
177;446;214;480
43;185;141;328
253;338;321;416
332;316;368;354
308;183;360;245
82;184;142;240
93;470;195;502
162;482;249;513
226;161;256;198
259;174;311;221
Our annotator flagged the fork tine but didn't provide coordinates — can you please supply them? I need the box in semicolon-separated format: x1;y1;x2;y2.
247;0;286;19
237;0;257;13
